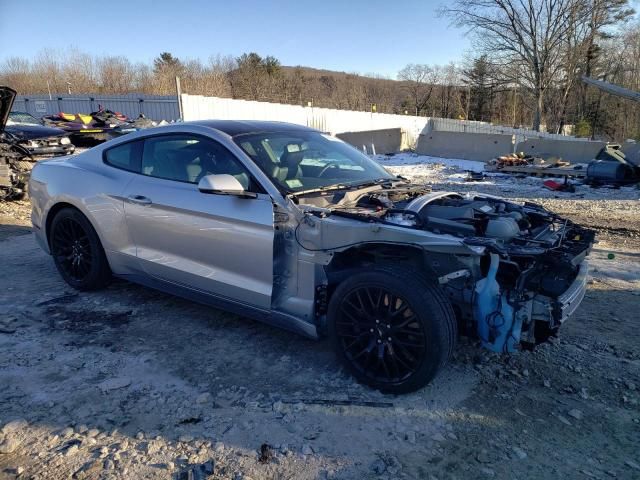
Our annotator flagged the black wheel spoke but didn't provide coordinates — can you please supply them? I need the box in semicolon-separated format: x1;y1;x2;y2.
386;345;402;379
344;298;366;316
343;332;371;350
340;306;366;324
52;217;94;283
394;338;425;349
390;303;410;319
390;344;415;371
394;326;422;336
336;286;427;385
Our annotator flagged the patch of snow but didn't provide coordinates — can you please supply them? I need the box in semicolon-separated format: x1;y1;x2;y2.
373;153;640;201
375;153;486;173
590;249;640;284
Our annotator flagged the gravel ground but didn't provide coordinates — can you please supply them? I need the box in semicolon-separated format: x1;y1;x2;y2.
0;160;639;480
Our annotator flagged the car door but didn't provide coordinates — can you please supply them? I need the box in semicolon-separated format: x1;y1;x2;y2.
122;133;274;309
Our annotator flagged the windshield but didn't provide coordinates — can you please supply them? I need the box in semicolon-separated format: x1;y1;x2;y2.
234;131;395;193
8;112;40;126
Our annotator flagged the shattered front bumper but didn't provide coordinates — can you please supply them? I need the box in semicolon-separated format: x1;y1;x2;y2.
532;260;589;325
556;260;589;323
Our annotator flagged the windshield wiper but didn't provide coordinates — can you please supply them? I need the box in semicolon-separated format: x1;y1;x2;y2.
289;178;398;198
296;178;396;197
349;177;397;188
289;183;352;197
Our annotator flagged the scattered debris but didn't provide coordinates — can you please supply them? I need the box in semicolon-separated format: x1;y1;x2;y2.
258;443;274;463
626;460;640;471
511;446;528;460
97;377;132;392
567;409;583;420
586;144;640;186
543;179;576;192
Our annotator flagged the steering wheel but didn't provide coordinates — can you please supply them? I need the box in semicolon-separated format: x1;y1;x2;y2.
318;163;340;178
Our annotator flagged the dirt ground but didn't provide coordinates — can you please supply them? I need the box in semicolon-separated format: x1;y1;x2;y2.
0;187;639;479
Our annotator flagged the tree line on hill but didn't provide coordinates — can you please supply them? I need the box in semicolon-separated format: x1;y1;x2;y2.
1;0;638;141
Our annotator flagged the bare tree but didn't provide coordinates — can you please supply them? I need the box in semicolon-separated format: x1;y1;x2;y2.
397;64;439;116
441;0;588;131
97;56;136;93
0;57;32;94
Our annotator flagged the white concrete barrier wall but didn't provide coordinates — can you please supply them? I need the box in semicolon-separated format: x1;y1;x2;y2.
622;142;640;165
181;94;430;147
416;131;515;161
516;138;605;163
336;128;404;154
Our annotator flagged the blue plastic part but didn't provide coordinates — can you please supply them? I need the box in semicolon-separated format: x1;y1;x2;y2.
474;253;522;353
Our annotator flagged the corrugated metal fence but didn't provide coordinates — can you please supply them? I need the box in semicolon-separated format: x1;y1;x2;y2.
13;94;180;121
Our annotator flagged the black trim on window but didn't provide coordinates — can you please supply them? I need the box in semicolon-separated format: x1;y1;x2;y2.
102;132;266;194
102;139;143;173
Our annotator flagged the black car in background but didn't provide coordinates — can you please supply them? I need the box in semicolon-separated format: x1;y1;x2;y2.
5;112;75;156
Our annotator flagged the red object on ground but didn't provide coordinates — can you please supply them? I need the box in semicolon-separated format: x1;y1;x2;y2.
543;180;563;190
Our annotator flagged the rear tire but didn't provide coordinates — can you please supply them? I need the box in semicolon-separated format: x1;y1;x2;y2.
49;208;111;290
328;265;457;394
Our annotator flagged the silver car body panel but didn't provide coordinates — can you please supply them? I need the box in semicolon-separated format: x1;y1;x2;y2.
122;173;274;309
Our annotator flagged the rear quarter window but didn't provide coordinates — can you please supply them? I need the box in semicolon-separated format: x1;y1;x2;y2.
104;140;143;172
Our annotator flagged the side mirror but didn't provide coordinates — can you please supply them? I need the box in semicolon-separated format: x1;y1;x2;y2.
197;174;257;199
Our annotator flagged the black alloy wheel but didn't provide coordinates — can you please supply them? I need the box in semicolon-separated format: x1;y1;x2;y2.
50;208;111;290
52;216;93;282
328;265;457;394
336;286;426;384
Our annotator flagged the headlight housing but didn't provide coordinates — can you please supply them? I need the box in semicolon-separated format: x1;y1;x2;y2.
60;137;71;145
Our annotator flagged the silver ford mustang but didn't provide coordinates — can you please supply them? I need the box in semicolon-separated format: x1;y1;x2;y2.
29;120;594;393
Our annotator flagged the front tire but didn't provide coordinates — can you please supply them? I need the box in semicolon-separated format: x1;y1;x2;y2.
49;208;111;290
328;265;457;394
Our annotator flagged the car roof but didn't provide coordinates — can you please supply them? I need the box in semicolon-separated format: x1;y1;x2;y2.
187;120;319;137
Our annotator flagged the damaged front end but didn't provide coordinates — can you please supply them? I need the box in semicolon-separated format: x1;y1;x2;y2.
1;86;35;201
0;141;33;201
460;197;594;351
297;185;595;353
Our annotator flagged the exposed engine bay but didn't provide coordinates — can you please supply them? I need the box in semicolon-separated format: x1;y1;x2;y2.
1;86;36;201
296;184;595;353
0;140;33;201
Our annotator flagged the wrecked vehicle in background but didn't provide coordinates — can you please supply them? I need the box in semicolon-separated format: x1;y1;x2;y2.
29;121;595;393
42;110;166;144
42;108;129;144
6;111;75;156
1;87;37;200
108;114;168;138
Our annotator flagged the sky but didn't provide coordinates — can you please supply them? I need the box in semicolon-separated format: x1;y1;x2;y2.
0;0;471;78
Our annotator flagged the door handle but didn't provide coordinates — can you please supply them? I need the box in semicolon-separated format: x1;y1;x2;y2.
127;195;152;205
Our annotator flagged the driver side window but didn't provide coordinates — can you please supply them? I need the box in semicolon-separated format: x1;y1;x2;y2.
141;135;256;191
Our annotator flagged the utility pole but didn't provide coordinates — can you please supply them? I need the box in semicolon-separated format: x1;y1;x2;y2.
512;83;517;127
466;85;470;120
175;76;183;120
